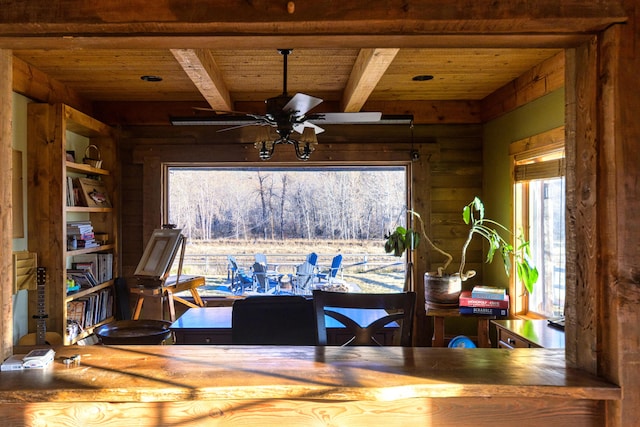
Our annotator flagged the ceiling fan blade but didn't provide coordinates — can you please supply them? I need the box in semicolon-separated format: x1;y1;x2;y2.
293;121;325;135
192;107;255;116
215;122;264;132
170;114;267;126
307;112;382;124
283;93;323;115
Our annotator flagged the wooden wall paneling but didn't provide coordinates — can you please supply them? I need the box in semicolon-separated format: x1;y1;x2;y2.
564;49;578;368
481;51;565;122
600;20;640;426
565;37;599;374
119;146;144;280
0;49;13;359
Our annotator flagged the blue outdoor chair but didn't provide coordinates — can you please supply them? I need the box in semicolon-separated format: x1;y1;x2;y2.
228;256;253;295
306;252;318;267
252;262;279;293
317;254;343;283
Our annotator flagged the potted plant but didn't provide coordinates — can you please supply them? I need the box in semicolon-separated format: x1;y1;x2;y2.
384;197;538;305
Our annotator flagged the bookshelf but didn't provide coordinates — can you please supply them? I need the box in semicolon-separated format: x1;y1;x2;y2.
27;103;119;345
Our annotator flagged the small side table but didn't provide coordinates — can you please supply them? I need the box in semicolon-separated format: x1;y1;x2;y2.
425;305;495;348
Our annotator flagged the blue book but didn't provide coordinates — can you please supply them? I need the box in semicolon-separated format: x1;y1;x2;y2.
459;306;508;316
471;286;507;300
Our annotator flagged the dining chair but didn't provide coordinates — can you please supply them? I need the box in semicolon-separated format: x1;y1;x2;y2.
231;295;316;345
312;290;416;346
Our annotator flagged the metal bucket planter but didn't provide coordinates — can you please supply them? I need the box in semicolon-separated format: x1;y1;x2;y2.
424;272;462;306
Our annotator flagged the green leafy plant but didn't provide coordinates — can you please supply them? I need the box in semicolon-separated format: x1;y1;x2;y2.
384;196;539;293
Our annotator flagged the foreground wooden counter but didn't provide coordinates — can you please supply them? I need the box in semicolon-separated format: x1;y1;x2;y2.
0;346;620;426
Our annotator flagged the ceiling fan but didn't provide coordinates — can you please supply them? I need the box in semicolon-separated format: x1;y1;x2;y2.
174;49;383;160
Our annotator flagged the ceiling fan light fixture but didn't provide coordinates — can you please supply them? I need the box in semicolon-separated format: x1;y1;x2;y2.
254;126;318;161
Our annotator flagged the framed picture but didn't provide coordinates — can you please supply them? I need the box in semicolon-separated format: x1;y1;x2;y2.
134;228;183;279
77;177;111;208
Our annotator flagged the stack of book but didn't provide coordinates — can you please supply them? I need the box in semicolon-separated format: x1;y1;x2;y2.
73;253;113;283
67;220;99;249
66;288;113;329
459;286;509;316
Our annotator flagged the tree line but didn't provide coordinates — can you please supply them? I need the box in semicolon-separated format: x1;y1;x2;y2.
168;167;406;242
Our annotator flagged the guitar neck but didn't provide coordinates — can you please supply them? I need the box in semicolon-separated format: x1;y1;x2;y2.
34;267;48;346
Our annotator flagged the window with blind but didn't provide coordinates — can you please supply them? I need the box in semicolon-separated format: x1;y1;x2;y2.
511;127;565;318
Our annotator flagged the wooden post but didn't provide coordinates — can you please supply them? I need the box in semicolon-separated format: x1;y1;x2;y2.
0;49;13;360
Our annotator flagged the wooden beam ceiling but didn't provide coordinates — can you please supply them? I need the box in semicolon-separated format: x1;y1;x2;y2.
170;49;232;111
342;48;399;112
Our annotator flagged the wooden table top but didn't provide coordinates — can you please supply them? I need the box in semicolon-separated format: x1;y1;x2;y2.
0;345;620;403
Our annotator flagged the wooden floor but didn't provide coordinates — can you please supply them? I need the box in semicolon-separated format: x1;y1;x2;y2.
0;345;620;426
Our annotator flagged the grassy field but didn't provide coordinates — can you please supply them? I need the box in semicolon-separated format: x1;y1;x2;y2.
176;238;407;295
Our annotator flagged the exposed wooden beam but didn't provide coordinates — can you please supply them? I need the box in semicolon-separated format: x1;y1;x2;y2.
170;49;232;111
0;49;13;360
342;48;399;112
12;56;92;114
0;0;627;40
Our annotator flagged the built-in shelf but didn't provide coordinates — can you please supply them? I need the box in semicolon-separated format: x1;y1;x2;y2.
65;161;110;176
66;244;115;257
65;280;115;303
28;102;119;345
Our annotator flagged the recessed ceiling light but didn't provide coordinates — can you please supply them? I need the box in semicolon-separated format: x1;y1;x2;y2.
412;75;434;81
141;75;163;82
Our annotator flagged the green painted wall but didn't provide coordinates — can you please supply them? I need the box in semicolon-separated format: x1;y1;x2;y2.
482;88;565;287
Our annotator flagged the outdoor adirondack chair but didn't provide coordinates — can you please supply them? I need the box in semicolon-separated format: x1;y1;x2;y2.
228;256;253;294
295;261;317;295
317;254;343;284
252;262;279;293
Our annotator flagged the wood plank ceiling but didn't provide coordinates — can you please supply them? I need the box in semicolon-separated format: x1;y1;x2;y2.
12;47;562;113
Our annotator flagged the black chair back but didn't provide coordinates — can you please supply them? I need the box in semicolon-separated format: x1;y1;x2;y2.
312;290;416;346
232;295;316;345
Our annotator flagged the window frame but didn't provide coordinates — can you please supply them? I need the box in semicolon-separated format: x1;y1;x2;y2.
510;126;565;318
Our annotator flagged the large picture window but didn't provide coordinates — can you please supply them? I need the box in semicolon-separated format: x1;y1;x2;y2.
512;128;565;318
165;166;409;297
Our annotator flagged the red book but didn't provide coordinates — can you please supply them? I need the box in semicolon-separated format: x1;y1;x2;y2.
459;290;509;309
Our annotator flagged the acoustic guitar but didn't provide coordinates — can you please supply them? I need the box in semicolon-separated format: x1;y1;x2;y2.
18;267;63;346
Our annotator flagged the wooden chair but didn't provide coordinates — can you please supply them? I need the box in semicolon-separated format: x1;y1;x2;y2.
312;290;416;346
231;295;316;345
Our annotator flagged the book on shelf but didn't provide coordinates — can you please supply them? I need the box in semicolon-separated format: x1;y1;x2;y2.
459;306;508;316
470;285;507;300
459;290;509;309
67;268;97;289
67;220;93;234
73;253;113;283
67;300;86;327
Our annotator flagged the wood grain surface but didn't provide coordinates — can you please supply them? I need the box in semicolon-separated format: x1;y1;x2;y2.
0;345;619;426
